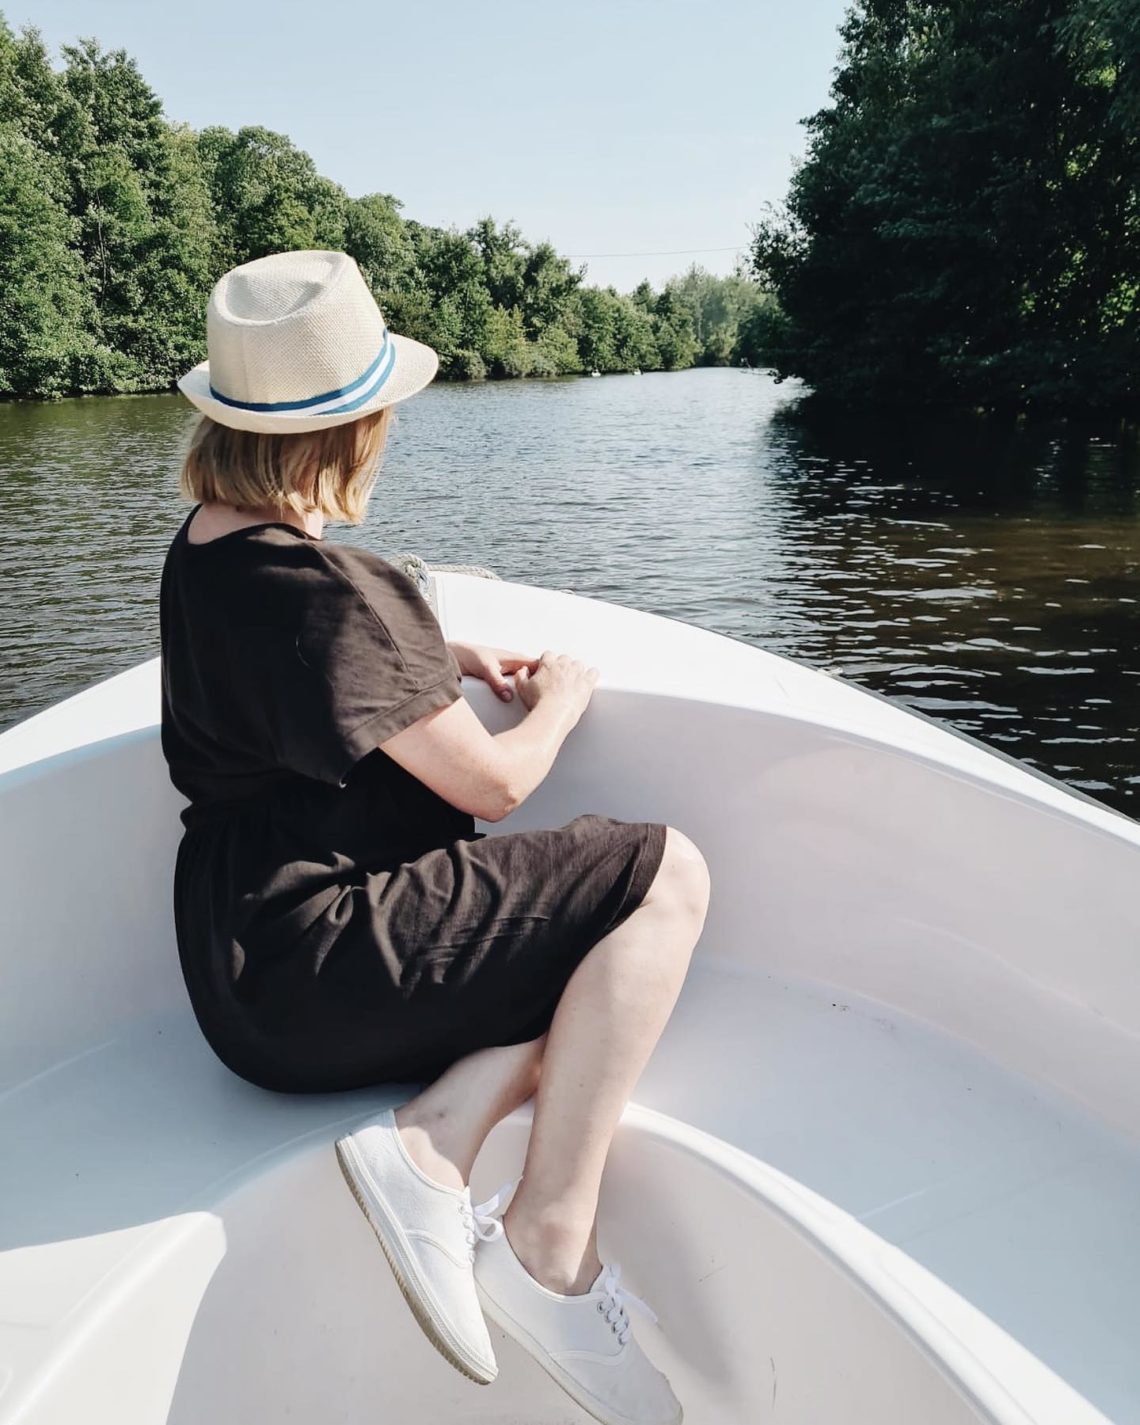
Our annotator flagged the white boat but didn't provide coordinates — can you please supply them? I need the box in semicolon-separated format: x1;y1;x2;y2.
3;566;1139;1425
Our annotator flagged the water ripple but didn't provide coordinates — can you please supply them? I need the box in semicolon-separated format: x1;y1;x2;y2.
2;369;1139;816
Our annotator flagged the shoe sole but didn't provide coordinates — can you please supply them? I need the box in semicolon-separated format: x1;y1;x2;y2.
475;1280;681;1425
334;1134;495;1386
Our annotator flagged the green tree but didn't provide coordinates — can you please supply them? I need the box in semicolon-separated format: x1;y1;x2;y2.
519;240;584;338
410;225;495;366
484;305;532;378
572;287;619;371
0;123;113;395
57;37;216;388
197;124;347;267
345;191;419;302
751;0;1140;413
651;286;698;370
611;294;660;370
668;265;773;365
532;323;582;376
469;216;527;311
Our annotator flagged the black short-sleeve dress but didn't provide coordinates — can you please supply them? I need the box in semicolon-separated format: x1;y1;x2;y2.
159;505;667;1094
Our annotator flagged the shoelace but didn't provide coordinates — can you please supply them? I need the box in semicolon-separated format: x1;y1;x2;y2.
459;1178;518;1261
597;1262;658;1346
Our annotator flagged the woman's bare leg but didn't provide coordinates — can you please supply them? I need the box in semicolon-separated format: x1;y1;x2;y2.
394;1036;546;1190
391;823;708;1259
504;825;710;1293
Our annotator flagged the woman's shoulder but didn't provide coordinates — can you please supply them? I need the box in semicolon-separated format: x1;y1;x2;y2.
309;540;429;610
187;528;411;598
169;524;436;636
301;540;442;642
312;539;407;584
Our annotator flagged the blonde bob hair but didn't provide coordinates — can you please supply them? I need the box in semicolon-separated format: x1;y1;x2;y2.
179;407;392;524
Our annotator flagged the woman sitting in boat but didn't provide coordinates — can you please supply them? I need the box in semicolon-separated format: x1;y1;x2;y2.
159;249;711;1425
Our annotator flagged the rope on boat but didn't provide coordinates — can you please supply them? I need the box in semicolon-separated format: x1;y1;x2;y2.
389;552;502;590
389;551;502;618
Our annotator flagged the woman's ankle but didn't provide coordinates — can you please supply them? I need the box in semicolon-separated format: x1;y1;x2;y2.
393;1106;469;1191
503;1202;603;1294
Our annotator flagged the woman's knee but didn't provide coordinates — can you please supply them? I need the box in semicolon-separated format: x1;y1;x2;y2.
646;825;711;924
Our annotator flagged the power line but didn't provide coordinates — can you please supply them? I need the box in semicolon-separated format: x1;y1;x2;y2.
566;244;747;259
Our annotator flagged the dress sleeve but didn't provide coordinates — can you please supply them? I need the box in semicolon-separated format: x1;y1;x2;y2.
275;545;463;788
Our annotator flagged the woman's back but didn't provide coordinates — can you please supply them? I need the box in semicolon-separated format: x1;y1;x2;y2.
160;501;479;1088
160;502;468;822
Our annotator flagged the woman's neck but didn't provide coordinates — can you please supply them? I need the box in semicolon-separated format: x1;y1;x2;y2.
197;500;324;540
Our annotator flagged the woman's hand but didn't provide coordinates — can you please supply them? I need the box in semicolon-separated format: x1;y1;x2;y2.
513;651;599;721
447;642;540;702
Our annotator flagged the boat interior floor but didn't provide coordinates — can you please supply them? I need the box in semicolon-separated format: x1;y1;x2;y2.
3;954;1138;1424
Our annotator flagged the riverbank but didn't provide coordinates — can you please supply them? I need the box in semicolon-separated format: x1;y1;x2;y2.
0;357;753;405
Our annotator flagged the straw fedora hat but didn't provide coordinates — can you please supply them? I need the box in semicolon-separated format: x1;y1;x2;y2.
177;249;439;434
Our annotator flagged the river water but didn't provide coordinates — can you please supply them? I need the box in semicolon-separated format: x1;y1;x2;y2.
2;368;1138;815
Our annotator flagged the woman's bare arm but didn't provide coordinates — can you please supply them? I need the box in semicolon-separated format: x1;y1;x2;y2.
377;688;579;822
376;653;597;822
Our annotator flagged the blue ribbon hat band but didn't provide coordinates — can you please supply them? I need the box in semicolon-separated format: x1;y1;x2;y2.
208;327;396;415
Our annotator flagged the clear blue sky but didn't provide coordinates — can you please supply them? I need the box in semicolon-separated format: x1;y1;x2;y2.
14;0;849;291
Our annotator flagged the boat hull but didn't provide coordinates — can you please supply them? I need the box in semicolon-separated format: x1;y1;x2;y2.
1;570;1137;1424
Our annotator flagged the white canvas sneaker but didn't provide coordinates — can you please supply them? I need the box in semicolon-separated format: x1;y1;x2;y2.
334;1107;511;1385
474;1226;683;1425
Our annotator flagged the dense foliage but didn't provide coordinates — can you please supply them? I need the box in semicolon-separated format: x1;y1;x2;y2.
0;17;771;400
750;0;1140;414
